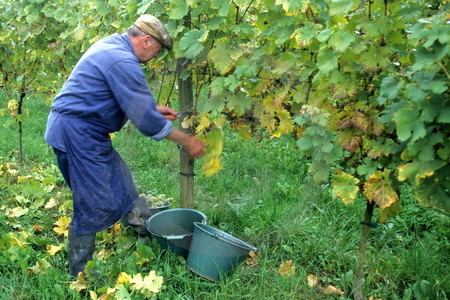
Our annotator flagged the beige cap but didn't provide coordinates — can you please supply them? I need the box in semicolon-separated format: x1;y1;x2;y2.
134;14;172;50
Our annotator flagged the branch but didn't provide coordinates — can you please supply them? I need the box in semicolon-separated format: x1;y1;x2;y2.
438;61;450;80
238;0;254;24
182;15;200;30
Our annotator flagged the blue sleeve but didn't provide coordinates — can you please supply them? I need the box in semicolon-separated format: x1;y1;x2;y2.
104;59;173;140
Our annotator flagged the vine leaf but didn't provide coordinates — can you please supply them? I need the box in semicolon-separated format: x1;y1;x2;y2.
179;28;209;59
394;105;426;142
202;127;223;157
211;0;231;17
332;172;360;205
378;199;401;223
397;160;446;185
336;129;362;153
274;109;294;137
317;49;338;74
200;128;224;177
202;157;223;177
329;0;358;16
169;0;189;20
275;0;307;16
415;165;450;211
363;171;398;210
208;39;244;75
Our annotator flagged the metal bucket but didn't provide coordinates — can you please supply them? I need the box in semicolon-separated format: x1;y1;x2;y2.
186;222;257;282
146;209;207;258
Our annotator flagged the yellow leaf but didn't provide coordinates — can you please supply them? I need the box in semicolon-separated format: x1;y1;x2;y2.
307;274;319;287
181;116;195;129
202;127;223;157
278;260;296;277
237;124;252;141
33;223;44;232
322;285;345;296
364;171;398;209
378;199;402;223
46;244;63;256
109;133;115;140
8;206;29;217
332;172;360;205
245;250;262;267
116;272;132;285
27;259;51;275
89;290;98;300
130;271;164;296
196;115;211;133
273;89;289;112
259;113;277;134
214;114;227;128
201;157;223;177
275;109;294;136
45;198;58;209
262;96;277;115
53;216;71;237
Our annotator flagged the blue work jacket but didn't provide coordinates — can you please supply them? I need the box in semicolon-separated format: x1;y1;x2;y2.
45;33;173;235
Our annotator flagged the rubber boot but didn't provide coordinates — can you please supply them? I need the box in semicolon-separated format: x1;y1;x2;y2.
68;225;96;277
122;196;153;236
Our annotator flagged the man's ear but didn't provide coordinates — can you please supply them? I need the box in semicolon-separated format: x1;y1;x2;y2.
142;35;151;48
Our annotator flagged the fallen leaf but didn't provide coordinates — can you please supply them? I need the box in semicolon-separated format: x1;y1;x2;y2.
45;198;58;209
307;274;319;287
278;260;296;277
322;285;345;296
245;250;262;267
130;271;163;296
89;290;98;300
46;244;63;256
70;272;88;293
27;259;51;275
53;216;71;237
8;206;29;217
33;223;44;232
116;272;132;285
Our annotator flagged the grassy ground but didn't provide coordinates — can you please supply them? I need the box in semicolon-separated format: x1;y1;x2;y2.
0;97;449;299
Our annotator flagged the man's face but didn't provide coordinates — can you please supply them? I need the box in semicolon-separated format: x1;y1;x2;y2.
138;35;162;63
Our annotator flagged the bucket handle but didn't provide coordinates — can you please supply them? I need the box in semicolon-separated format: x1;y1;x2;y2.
214;233;257;252
162;234;189;240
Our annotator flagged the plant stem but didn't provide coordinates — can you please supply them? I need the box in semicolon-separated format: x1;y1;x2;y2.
353;201;375;300
18;87;26;164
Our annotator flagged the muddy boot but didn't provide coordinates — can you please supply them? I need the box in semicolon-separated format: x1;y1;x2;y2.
122;196;153;236
68;225;96;277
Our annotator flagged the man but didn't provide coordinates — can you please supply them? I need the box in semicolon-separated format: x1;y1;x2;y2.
44;15;206;276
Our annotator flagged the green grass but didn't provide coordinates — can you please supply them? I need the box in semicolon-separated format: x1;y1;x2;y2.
0;97;449;299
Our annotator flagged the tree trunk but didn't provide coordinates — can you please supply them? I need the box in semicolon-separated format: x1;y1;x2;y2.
353;201;375;300
176;11;195;208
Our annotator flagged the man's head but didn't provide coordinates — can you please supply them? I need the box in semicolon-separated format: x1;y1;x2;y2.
129;14;172;63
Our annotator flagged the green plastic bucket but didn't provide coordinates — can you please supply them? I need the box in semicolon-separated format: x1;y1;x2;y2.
146;209;207;258
186;222;257;282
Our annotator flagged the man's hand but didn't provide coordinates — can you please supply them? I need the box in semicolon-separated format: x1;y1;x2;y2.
156;106;178;120
185;136;207;159
165;129;207;159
